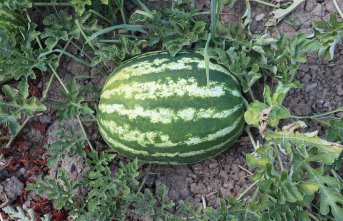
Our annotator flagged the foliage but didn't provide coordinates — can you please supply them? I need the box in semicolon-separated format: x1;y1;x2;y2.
327;117;343;143
313;14;343;60
0;82;46;136
2;206;51;221
130;4;208;56
1;0;343;221
47;128;87;167
52;79;94;120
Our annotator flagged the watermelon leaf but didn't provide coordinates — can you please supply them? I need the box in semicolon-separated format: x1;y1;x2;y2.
305;165;343;219
52;79;94;121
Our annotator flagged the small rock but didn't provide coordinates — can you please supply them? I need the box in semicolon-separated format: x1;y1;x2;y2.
0;177;24;206
325;1;336;12
311;4;323;17
219;170;228;179
208;162;219;169
188;173;197;179
190;183;206;194
336;84;343;95
292;103;312;116
220;187;229;197
305;1;317;11
305;83;318;92
191;164;203;173
324;101;331;108
255;13;265;21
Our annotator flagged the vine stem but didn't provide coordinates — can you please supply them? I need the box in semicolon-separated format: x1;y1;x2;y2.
333;0;343;19
27;14;96;151
245;126;258;150
290;107;343;119
308;213;321;221
277;149;284;171
136;164;152;194
5;30;73;148
248;88;255;101
250;0;280;8
33;2;73;7
250;187;259;202
77;115;94;151
5;117;30;148
237;180;259;201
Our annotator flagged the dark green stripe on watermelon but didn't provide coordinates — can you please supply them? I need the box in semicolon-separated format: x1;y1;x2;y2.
97;51;245;164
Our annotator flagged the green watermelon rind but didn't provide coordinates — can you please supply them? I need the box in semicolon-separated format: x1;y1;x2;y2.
97;51;245;164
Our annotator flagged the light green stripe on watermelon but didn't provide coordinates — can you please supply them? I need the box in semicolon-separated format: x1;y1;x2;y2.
98;115;243;148
101;77;240;100
103;55;238;88
98;103;243;124
99;120;244;158
97;51;245;164
99;121;245;164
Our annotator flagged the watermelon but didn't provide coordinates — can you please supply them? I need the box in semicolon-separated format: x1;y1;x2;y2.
97;51;245;164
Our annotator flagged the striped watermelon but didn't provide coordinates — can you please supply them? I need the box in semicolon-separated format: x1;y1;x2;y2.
97;51;245;164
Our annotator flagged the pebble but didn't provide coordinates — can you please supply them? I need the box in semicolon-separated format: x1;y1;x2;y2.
311;4;323;17
336;84;343;95
190;183;206;194
188;173;197;179
305;0;317;11
325;1;336;12
255;13;265;21
208;162;219;169
305;83;318;92
0;177;24;206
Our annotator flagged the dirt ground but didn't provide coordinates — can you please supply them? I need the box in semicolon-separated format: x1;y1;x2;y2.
0;0;342;219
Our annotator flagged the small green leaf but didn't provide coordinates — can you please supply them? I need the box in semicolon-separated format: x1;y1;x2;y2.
297;182;320;195
244;101;268;125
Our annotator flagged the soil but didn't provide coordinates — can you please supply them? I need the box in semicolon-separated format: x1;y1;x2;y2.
0;0;342;220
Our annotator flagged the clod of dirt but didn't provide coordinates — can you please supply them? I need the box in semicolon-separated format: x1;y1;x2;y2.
0;177;24;207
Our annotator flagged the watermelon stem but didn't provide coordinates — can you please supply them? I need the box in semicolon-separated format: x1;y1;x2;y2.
204;33;212;87
237;179;259;200
249;88;255;101
33;2;73;7
245;126;258;150
77;115;94;151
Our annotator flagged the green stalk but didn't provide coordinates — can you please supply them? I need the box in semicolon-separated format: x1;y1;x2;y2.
77;115;94;151
245;126;258;150
290;107;343;119
277;150;284;171
249;88;255;101
242;97;250;109
250;187;260;202
308;213;321;221
89;9;112;24
237;180;259;200
75;19;97;52
333;0;343;19
204;33;212;87
5;117;30;148
33;2;72;7
250;0;279;8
